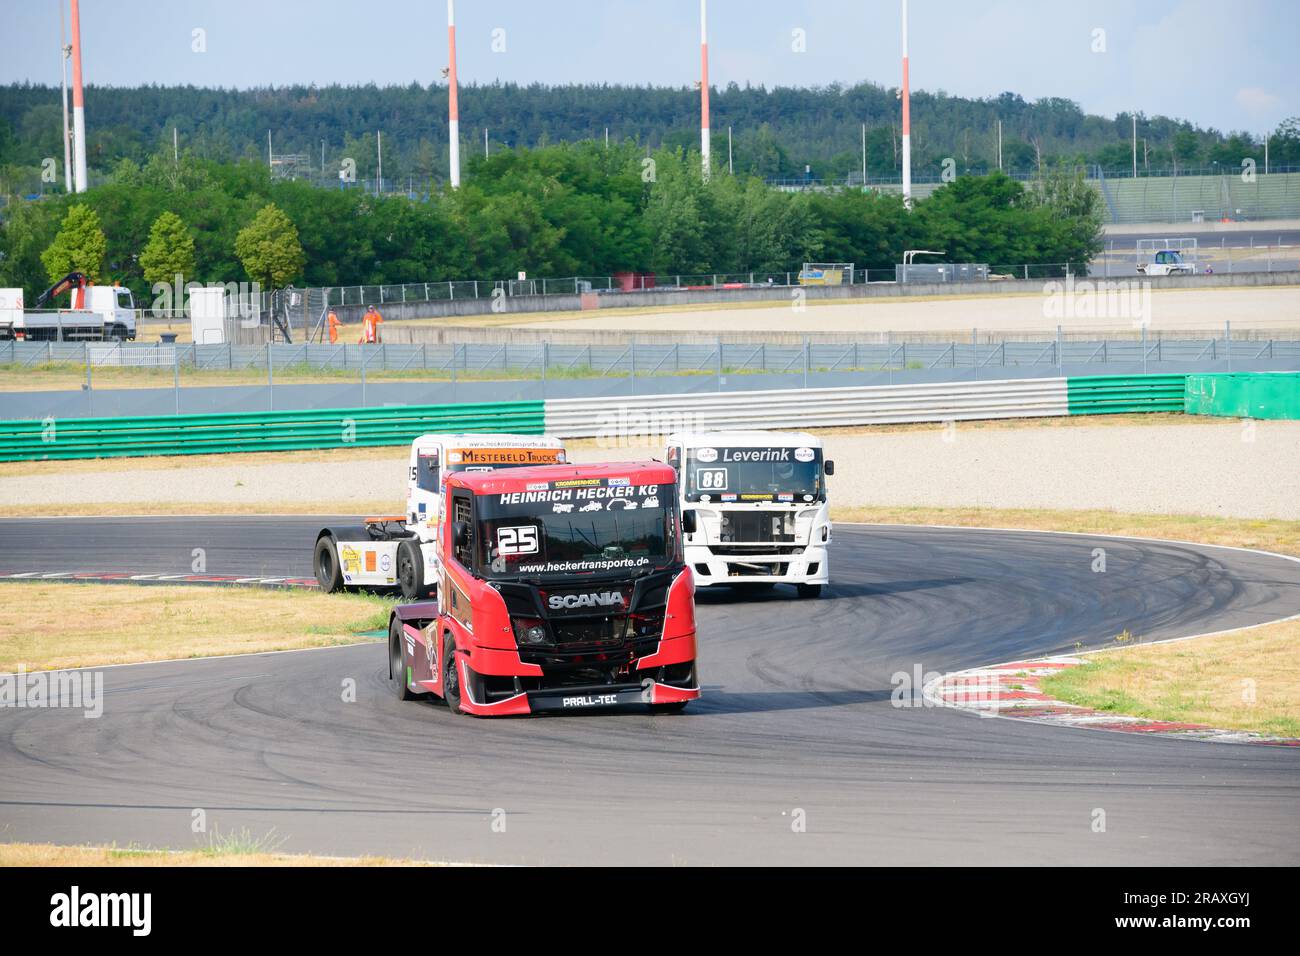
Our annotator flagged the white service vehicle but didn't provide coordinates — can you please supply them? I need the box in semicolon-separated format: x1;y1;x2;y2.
666;430;834;598
0;272;137;341
313;433;566;599
1135;238;1198;276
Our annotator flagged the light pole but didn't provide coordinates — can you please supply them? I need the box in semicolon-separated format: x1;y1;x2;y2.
447;0;461;188
700;0;711;181
70;0;88;193
900;0;911;206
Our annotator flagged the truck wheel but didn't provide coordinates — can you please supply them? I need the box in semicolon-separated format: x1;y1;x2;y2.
796;583;823;599
389;618;418;701
110;324;128;342
443;633;465;715
397;539;424;601
314;535;343;592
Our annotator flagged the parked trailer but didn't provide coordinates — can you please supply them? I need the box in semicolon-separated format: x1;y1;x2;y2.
313;433;566;600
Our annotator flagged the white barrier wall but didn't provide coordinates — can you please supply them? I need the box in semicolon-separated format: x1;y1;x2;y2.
543;377;1070;438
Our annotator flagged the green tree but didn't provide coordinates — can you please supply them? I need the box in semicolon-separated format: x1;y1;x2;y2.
234;203;305;289
139;210;197;285
40;203;108;282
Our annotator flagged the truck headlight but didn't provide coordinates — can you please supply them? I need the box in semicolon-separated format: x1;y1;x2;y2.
512;618;549;646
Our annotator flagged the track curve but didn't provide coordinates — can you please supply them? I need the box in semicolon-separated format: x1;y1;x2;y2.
1;517;1298;865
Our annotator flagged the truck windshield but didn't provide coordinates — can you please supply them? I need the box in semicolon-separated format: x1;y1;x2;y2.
683;446;823;502
476;482;674;579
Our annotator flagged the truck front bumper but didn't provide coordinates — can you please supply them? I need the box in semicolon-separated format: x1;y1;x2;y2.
457;639;700;716
686;543;829;587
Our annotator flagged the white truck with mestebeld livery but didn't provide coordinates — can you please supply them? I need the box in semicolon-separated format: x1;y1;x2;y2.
665;430;834;597
313;433;566;600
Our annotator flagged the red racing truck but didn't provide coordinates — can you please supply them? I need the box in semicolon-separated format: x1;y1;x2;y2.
388;461;701;716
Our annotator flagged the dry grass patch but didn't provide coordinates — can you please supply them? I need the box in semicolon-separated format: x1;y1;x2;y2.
0;583;390;671
834;506;1300;558
1039;618;1300;738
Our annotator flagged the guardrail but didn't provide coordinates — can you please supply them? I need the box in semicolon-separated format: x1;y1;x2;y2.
1065;375;1187;414
0;401;544;461
2;373;1291;461
544;378;1070;438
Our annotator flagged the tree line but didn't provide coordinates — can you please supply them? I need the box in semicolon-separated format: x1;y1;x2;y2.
0;141;1104;304
3;81;1296;197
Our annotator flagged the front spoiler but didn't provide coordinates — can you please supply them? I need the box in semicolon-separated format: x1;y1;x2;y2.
461;669;701;716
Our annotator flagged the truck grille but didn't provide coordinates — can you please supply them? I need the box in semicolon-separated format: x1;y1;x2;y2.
719;511;796;543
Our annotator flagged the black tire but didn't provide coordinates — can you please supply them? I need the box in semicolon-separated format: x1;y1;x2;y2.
389;618;418;701
796;583;823;599
443;632;465;715
397;539;425;601
110;324;128;342
314;535;343;592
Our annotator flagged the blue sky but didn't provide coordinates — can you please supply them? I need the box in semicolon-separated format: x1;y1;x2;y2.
6;0;1297;133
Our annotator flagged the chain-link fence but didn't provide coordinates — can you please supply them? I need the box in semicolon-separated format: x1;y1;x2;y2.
5;325;1298;420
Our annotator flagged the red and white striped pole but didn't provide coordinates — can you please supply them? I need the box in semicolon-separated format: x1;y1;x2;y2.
700;0;711;181
447;0;461;189
70;0;88;193
59;3;72;193
900;0;911;206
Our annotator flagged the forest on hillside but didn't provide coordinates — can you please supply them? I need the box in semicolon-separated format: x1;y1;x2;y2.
0;142;1105;304
3;81;1296;197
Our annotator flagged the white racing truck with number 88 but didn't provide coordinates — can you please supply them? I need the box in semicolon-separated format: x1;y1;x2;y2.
665;430;834;598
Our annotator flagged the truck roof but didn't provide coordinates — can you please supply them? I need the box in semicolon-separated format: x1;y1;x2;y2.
447;460;674;494
411;433;564;450
667;429;822;447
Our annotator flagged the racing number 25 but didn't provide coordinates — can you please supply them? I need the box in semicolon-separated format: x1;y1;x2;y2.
496;526;539;556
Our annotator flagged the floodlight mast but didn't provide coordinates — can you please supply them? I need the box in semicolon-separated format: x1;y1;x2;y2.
900;0;911;207
700;0;711;182
448;0;461;189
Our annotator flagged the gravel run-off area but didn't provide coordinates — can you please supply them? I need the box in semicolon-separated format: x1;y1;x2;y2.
506;286;1300;336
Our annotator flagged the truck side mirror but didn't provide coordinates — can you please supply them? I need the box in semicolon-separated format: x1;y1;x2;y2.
453;521;470;549
681;510;697;535
824;460;835;476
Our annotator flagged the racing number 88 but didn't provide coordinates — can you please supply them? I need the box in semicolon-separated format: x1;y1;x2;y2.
697;468;728;491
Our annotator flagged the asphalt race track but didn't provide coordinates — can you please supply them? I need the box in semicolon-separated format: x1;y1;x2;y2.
1;516;1298;865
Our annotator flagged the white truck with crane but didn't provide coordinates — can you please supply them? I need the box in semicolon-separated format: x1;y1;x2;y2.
0;272;137;341
313;433;567;600
666;430;834;597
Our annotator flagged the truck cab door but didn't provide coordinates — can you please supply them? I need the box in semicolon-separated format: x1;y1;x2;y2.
407;443;443;535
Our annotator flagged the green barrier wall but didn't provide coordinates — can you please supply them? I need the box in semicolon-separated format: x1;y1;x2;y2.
1184;372;1300;420
0;401;545;461
1066;375;1187;414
